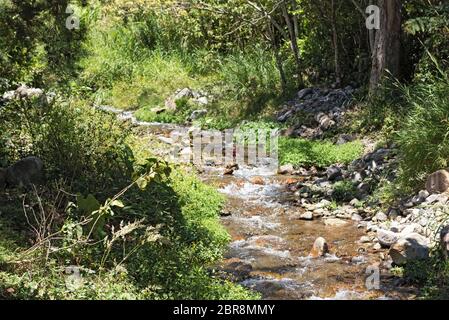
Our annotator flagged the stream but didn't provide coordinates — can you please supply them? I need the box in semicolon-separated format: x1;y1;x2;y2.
202;168;415;300
101;107;418;300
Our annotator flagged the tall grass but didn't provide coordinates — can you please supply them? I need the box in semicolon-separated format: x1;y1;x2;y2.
397;77;449;189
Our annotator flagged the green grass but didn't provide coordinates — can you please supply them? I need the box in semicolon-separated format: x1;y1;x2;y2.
397;78;449;189
279;137;364;168
0;97;258;300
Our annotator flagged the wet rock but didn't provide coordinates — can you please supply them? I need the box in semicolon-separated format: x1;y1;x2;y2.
324;218;348;227
278;164;294;175
389;233;430;266
326;165;342;181
426;170;449;194
297;88;314;100
388;208;400;220
310;237;329;258
377;229;400;248
250;176;265;185
351;256;367;265
299;212;314;221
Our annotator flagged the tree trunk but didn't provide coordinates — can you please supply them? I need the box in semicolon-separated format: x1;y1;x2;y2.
268;22;287;93
281;1;301;86
369;0;402;92
330;0;342;86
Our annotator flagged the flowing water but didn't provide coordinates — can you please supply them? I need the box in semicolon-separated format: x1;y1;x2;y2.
104;110;417;300
202;168;417;300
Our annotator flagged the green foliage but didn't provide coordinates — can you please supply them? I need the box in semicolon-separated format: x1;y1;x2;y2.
403;252;449;299
332;181;358;202
397;78;449;189
0;97;134;195
279;137;363;168
0;96;256;300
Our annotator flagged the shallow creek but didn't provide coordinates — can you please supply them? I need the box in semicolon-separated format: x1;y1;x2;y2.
103;109;417;300
201;168;417;300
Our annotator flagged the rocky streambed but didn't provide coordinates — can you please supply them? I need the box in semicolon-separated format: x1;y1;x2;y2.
93;106;426;300
202;169;418;300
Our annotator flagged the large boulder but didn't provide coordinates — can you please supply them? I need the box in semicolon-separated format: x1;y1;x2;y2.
426;170;449;194
389;233;430;266
310;237;329;258
377;229;400;248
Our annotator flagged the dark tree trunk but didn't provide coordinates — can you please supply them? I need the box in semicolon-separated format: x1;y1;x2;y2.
268;22;287;93
369;0;402;92
330;0;342;86
281;1;301;86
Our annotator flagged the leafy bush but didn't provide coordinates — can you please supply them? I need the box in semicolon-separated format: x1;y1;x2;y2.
332;181;358;202
0;96;257;300
0;97;134;195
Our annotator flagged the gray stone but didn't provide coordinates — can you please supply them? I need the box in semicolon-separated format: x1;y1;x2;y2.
324;218;348;227
374;212;388;222
426;170;449;194
195;96;209;105
310;237;329;258
389;233;430;266
299;212;314;221
278;164;294;175
359;236;371;243
377;229;400;248
174;88;194;100
418;190;430;200
189;109;208;120
326;165;342;181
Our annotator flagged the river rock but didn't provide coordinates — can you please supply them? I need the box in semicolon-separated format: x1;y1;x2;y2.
389;233;430;266
426;170;449;194
377;229;400;247
250;176;265;185
373;211;388;222
326;165;342;181
278;164;294;175
359;236;371;244
324;218;348;227
299;212;314;221
310;237;329;258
